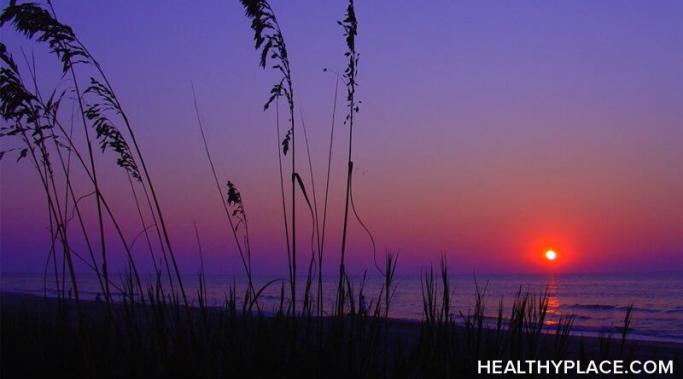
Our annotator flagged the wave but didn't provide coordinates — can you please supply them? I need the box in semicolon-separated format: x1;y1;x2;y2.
462;315;683;343
566;304;615;311
568;324;683;343
564;304;672;314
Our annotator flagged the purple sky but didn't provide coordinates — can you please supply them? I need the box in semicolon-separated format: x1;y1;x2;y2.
1;1;682;275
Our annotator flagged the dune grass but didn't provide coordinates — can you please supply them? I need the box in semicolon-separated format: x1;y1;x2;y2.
1;268;646;378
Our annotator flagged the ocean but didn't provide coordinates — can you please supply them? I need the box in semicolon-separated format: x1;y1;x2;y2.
2;272;682;343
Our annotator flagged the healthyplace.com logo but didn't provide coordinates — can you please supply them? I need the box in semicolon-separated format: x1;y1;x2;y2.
477;360;674;375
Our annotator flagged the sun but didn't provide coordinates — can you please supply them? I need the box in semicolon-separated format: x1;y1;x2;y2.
545;249;557;261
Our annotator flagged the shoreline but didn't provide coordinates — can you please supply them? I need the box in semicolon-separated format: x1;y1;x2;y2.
3;290;683;360
4;272;681;345
2;289;682;345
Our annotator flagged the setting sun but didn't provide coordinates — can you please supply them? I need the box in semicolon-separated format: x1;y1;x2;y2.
545;250;557;261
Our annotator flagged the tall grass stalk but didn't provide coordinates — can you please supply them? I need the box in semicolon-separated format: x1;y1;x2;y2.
57;0;189;305
0;43;80;303
319;71;340;318
191;85;256;300
299;112;324;318
240;0;299;314
1;1;186;305
337;0;359;316
20;51;109;299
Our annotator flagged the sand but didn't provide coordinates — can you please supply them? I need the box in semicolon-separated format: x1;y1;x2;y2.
2;290;682;359
2;289;682;379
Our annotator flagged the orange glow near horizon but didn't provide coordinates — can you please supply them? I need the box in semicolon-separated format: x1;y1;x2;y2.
522;234;575;272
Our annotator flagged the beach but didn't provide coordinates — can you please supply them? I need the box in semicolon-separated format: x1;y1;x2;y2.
2;291;682;378
4;272;682;343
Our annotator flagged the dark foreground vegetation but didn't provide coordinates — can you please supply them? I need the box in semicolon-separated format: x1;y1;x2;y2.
6;287;681;379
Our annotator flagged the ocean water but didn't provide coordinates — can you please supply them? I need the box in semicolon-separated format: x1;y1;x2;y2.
2;272;682;343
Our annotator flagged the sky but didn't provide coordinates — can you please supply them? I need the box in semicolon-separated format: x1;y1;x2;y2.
1;0;682;275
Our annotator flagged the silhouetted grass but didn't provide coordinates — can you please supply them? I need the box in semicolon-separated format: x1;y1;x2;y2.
337;0;360;316
240;0;300;315
2;278;660;379
191;85;257;304
1;1;187;306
